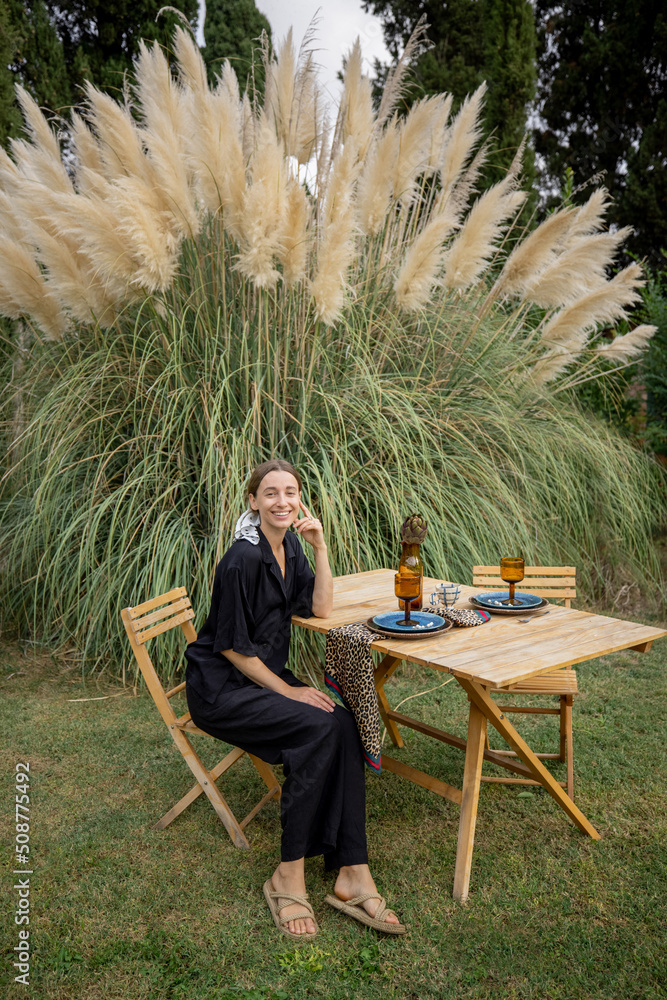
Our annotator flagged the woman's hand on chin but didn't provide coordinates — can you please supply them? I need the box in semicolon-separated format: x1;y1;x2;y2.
285;685;335;713
293;500;326;551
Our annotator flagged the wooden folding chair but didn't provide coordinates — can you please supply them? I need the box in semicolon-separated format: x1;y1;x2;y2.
472;565;578;798
121;587;281;848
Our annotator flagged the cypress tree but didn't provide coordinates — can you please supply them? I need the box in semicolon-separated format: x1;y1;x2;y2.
363;0;536;188
16;1;72;113
363;0;483;105
202;0;272;96
1;1;71;149
534;1;667;266
0;4;22;147
482;0;535;187
44;1;199;98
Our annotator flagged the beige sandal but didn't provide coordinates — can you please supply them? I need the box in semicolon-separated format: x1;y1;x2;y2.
263;880;319;941
324;891;407;934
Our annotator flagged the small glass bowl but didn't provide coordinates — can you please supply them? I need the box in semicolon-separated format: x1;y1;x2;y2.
430;582;461;607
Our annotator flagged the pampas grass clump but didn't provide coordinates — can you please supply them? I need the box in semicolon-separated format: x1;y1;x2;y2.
0;27;663;681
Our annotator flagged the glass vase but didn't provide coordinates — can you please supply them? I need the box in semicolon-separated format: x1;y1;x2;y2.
398;542;423;610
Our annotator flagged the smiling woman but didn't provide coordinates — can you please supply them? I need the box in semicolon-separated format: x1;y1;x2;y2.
183;458;406;940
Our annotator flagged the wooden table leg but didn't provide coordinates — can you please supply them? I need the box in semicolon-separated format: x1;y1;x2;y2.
374;655;404;748
453;698;487;903
561;694;574;800
459;679;600;840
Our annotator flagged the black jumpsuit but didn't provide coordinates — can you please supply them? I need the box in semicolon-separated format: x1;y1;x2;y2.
185;527;368;869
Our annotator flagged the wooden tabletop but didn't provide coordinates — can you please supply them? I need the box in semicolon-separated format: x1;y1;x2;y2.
292;569;666;689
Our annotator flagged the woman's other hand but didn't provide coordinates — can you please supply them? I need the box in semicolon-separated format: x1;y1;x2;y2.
293;501;326;551
285;685;336;713
294;499;334;618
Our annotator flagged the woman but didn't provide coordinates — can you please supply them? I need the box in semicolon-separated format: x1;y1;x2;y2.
185;459;405;939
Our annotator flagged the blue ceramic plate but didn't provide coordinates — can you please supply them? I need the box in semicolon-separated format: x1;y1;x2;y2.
372;610;446;633
366;618;453;641
473;591;543;609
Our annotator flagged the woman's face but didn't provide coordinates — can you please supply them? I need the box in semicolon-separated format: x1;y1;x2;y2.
248;470;301;530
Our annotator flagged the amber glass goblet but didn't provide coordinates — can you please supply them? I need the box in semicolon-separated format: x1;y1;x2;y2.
394;572;421;626
500;557;525;606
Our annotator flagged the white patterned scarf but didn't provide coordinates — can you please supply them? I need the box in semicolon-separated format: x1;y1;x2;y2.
234;509;261;545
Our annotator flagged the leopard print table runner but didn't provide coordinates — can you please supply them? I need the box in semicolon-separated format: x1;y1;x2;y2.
424;604;491;626
324;623;382;773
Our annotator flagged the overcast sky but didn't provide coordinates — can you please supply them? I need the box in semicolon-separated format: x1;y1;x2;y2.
196;1;391;103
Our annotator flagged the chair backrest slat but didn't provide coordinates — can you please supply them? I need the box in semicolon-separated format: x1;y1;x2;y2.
472;576;575;589
473;566;576;577
131;596;191;631
127;587;188;619
472;565;577;606
133;608;195;645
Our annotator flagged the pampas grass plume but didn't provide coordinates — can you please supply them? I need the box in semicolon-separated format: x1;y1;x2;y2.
0;190;28;245
0;235;67;338
492;206;577;299
596;324;656;362
173;25;208;92
356;122;399;236
523;229;632;308
13;88;72;196
564;187;610;242
340;40;374;157
54;190;144;301
442;175;526;291
173;35;245;232
134;40;200;239
265;29;297;153
82;83;148;183
311;142;359;323
426;94;453;171
70;113;105;193
540;263;645;349
438;84;487;203
278;178;310;285
530;345;585;386
393;97;443;205
236;117;288;288
394;205;458;310
375;14;429;128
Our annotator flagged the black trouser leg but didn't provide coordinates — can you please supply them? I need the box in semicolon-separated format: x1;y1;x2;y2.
186;678;368;867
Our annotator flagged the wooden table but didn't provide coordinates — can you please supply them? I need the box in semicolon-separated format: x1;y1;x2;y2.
292;569;666;902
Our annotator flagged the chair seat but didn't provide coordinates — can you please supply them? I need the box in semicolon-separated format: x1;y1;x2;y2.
175;718;210;736
174;712;212;737
503;670;578;696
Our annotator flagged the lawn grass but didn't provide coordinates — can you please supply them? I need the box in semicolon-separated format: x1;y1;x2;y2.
1;611;666;1000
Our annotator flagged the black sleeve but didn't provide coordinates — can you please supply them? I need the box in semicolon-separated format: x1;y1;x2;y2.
213;564;261;658
291;537;316;617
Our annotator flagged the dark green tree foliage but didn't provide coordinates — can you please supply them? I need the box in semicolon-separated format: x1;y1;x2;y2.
534;1;667;266
202;0;272;95
0;4;22;146
15;1;71;111
641;264;667;455
482;0;535;186
1;1;71;148
363;0;536;186
44;0;199;97
363;1;482;104
1;1;199;148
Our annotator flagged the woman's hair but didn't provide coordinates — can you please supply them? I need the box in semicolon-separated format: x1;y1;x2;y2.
246;459;302;498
